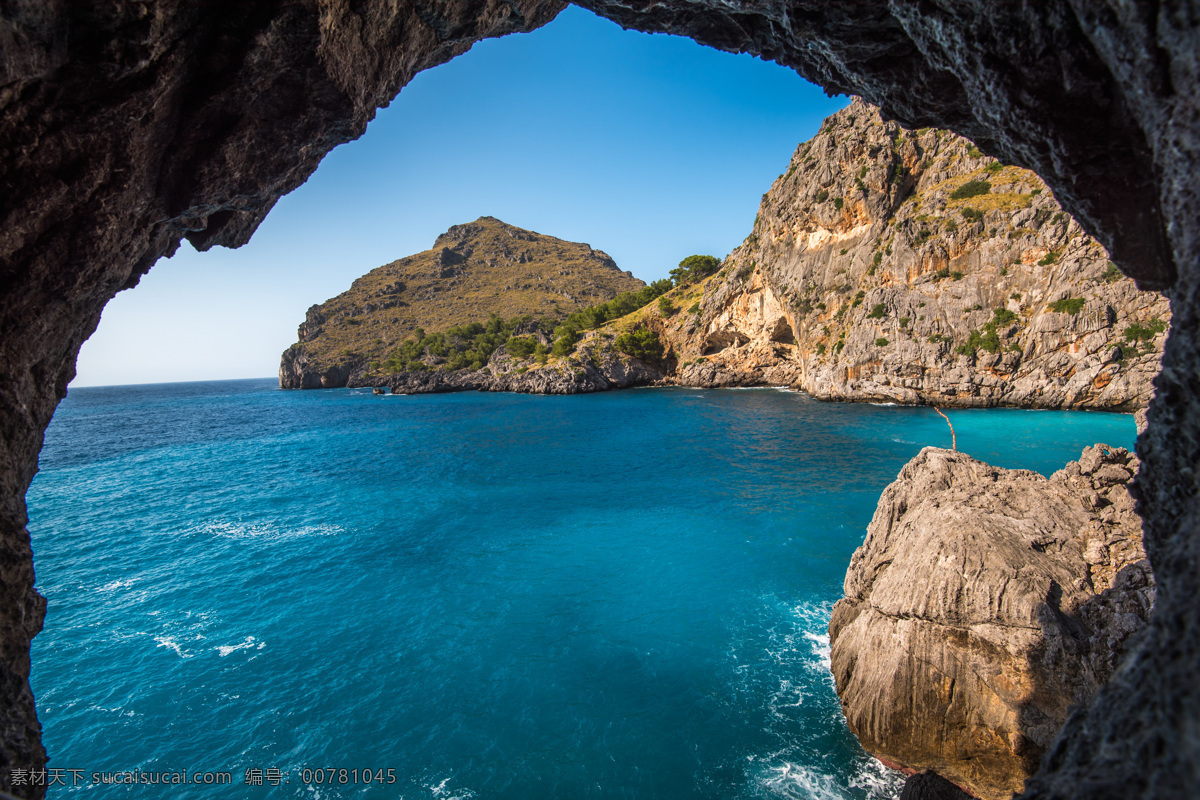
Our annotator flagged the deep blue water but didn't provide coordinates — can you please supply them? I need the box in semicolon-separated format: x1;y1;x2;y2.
27;379;1136;798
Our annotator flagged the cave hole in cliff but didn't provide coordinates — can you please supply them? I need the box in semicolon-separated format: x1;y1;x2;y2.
769;317;796;345
702;330;750;356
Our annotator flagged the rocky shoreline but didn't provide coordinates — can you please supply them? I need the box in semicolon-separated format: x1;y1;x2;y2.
354;348;663;395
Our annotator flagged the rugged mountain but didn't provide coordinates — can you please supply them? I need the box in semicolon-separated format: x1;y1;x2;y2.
657;100;1167;409
830;445;1153;800
279;217;644;388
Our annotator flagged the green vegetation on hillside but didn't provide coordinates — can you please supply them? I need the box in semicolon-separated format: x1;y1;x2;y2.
956;307;1023;357
670;255;721;286
1048;297;1085;315
381;314;544;373
614;327;666;364
951;180;991;200
546;254;721;355
550;279;673;346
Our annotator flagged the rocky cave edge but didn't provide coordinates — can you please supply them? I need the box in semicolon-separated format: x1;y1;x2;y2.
1;3;1197;798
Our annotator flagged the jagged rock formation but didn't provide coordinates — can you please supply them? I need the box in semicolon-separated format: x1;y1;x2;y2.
1;4;1199;799
660;100;1168;409
830;446;1153;800
279;217;643;388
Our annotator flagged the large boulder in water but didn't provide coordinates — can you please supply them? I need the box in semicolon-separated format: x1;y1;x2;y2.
829;445;1153;800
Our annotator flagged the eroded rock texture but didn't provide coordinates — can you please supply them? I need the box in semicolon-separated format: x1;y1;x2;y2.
2;3;1199;799
830;446;1153;800
661;100;1168;408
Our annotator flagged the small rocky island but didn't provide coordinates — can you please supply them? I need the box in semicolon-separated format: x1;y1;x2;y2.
830;445;1153;799
279;216;648;389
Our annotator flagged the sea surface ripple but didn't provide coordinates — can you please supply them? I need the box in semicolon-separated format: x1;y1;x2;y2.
28;379;1136;798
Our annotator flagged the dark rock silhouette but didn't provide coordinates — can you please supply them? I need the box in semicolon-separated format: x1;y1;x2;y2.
0;3;1197;798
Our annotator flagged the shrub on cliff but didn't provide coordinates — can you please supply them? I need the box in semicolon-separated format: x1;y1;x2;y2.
657;296;676;316
1124;318;1167;344
670;255;721;286
992;307;1019;326
957;327;1001;357
506;336;538;359
614;327;665;364
1049;297;1085;315
951;179;991;200
551;329;580;357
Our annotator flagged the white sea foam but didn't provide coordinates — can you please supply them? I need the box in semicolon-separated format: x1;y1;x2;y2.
848;756;907;798
98;578;134;592
757;762;849;800
757;757;905;800
216;636;263;657
870;401;898;406
154;636;188;658
197;521;343;543
428;776;476;799
804;631;832;672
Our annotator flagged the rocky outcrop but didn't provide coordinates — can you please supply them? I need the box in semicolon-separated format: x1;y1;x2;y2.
279;217;644;389
660;101;1169;410
2;3;1200;799
376;345;662;395
830;446;1153;800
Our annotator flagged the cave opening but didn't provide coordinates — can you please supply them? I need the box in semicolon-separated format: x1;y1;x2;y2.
2;3;1197;799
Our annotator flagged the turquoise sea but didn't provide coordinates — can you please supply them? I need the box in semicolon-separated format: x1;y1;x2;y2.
27;379;1136;798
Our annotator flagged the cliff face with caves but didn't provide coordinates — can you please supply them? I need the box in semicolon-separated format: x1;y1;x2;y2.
660;100;1167;410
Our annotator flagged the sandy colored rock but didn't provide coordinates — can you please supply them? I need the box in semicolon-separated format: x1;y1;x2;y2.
661;100;1168;411
830;446;1153;800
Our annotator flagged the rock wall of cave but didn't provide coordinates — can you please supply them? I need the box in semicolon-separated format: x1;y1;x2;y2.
1;2;1197;798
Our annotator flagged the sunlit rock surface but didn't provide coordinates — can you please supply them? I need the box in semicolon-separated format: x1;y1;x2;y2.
830;446;1152;800
660;100;1168;409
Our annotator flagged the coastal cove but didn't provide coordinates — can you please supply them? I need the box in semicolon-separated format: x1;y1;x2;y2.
28;380;1136;799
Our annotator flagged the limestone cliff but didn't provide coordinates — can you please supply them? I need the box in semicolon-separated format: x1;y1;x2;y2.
829;445;1153;800
658;100;1168;410
279;217;644;388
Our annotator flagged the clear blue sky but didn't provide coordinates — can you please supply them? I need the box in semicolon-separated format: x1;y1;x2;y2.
71;6;847;387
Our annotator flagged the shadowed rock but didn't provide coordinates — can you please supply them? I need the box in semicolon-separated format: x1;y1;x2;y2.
901;771;978;800
1;3;1199;798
